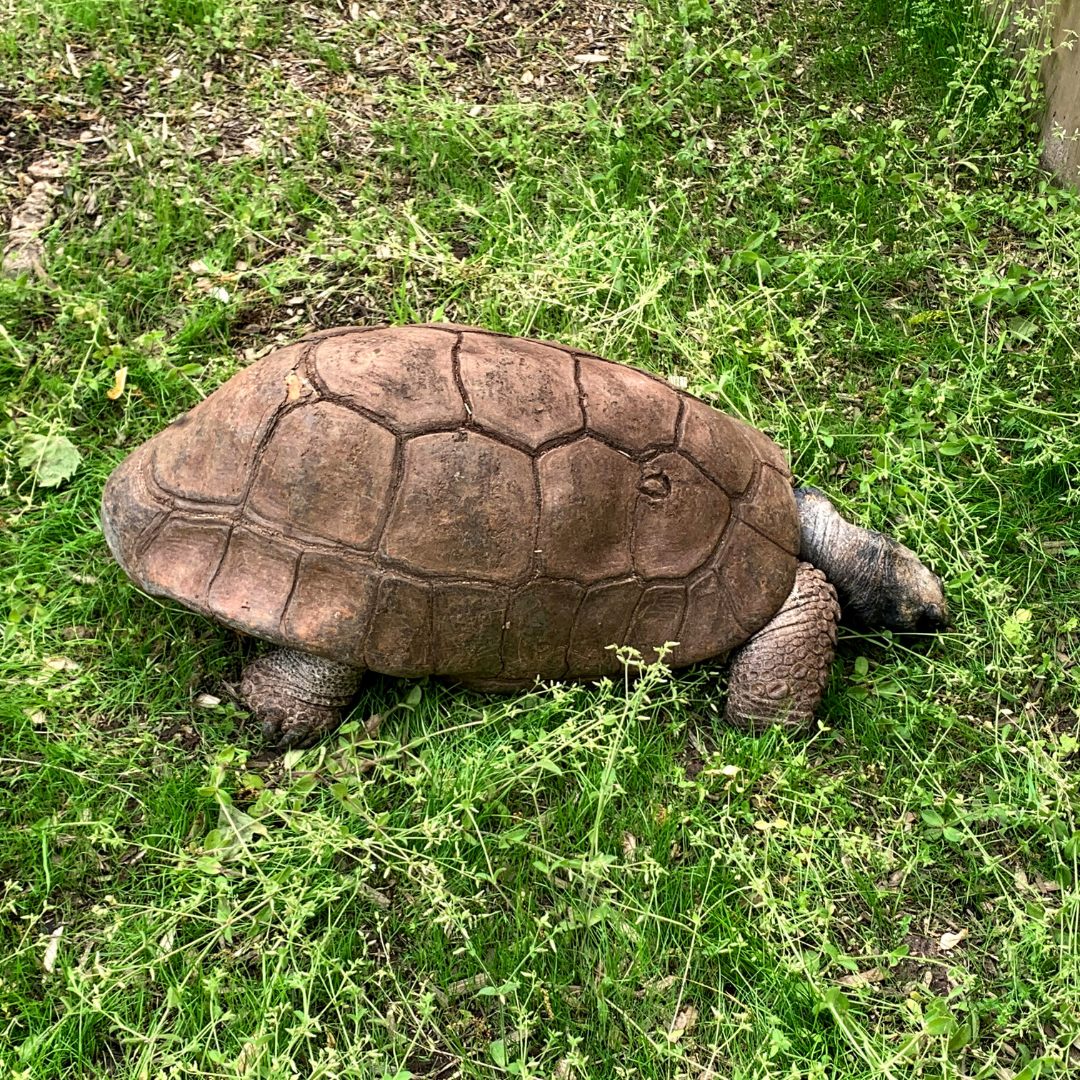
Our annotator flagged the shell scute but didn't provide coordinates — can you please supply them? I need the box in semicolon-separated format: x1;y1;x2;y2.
381;431;535;582
314;326;465;431
502;580;584;680
207;527;298;639
248;401;397;549
152;344;304;503
626;585;685;665
536;438;637;582
670;571;744;667
678;396;756;497
283;552;376;658
738;465;801;556
101;441;170;578
459;333;583;449
365;575;432;675
731;415;791;480
141;517;230;609
633;452;729;578
716;521;797;634
433;584;508;677
568;579;642;677
578;356;679;451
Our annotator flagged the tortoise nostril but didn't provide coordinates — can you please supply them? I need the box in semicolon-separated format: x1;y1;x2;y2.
921;602;948;630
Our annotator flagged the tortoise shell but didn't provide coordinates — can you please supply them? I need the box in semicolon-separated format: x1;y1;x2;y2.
101;323;799;687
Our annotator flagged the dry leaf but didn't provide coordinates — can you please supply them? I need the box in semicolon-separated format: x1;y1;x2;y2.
106;366;128;400
189;259;211;274
667;1004;698;1041
575;53;610;63
622;832;637;857
634;973;678;997
27;156;68;180
721;764;740;778
3;177;61;278
194;693;221;708
837;967;884;988
210;286;230;303
939;928;968;951
285;371;303;402
363;712;383;739
43;656;79;673
43;924;64;972
358;883;391;908
234;1042;259;1074
446;972;488;998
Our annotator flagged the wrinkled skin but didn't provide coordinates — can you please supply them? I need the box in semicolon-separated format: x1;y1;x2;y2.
794;487;948;632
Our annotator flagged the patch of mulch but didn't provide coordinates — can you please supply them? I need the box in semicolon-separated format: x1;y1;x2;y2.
158;722;201;751
893;931;967;996
288;0;638;100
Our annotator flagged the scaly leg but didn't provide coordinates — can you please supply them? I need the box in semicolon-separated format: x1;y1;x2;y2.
725;563;841;731
240;648;365;749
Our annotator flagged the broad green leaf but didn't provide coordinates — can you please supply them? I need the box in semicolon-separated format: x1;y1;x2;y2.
924;1011;957;1036
822;987;849;1016
19;433;82;487
947;1023;971;1051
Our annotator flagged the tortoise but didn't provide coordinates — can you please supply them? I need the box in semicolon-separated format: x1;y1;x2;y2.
101;323;948;747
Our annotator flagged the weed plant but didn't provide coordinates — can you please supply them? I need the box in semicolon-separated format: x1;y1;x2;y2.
0;0;1078;1078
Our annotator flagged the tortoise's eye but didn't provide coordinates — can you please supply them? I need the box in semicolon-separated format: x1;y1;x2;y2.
638;472;671;499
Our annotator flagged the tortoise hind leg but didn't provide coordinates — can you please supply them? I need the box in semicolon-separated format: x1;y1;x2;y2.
240;648;365;749
725;563;841;731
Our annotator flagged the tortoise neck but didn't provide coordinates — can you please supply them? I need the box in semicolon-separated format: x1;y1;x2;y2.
794;486;887;625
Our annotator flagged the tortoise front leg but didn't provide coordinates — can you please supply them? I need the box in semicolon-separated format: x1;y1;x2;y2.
240;648;365;749
725;563;841;731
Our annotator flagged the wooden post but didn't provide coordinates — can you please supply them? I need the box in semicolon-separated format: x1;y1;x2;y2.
1040;0;1080;184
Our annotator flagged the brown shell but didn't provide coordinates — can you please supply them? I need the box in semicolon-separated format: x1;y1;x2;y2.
101;323;798;685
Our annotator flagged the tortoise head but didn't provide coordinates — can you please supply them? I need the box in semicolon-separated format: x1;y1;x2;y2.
879;539;949;633
794;486;949;634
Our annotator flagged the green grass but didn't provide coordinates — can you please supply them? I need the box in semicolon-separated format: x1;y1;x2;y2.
1;0;1079;1077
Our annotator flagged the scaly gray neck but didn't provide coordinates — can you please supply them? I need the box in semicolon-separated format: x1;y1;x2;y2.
794;486;896;627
